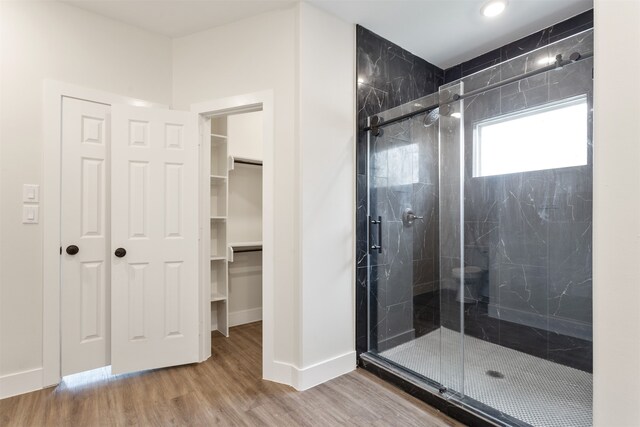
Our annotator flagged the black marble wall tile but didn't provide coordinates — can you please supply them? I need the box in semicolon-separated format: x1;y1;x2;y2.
444;10;593;83
356;25;444;355
501;29;551;61
356;266;368;354
356;17;594;427
547;221;592;324
455;28;593;372
461;48;502;76
548;9;594;43
357;11;593;374
356;173;368;269
444;65;462;84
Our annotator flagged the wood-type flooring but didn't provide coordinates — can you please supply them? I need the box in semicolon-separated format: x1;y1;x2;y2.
1;322;463;426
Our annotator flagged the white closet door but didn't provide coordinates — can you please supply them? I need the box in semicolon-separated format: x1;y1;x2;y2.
61;97;111;376
110;104;199;375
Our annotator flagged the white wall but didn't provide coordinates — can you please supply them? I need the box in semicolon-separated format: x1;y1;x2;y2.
593;1;640;425
173;3;356;389
0;0;172;386
227;112;264;327
297;3;356;386
172;7;300;370
228;111;264;161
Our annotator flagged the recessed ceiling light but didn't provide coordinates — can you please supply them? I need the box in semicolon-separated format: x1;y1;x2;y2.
481;0;507;17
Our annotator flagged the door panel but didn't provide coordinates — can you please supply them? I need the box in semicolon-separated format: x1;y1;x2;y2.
110;104;199;375
61;97;110;376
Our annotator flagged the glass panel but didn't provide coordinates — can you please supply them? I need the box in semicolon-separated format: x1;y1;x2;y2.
366;91;466;391
437;82;465;395
366;116;417;355
450;30;594;426
364;28;593;427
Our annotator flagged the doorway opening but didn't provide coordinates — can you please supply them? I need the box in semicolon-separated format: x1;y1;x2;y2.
204;109;264;355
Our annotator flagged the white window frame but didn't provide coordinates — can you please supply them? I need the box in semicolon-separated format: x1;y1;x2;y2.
472;94;589;177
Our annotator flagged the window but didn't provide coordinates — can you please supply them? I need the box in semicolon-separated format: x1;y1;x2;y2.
472;95;588;177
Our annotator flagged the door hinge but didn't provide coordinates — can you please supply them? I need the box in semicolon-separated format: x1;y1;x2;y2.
59;246;62;255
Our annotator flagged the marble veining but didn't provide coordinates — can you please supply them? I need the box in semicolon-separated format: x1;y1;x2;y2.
356;25;444;353
357;15;594;426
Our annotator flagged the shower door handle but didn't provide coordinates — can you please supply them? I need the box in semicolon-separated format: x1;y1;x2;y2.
369;216;382;254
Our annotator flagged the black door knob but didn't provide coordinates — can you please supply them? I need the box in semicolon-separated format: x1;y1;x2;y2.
66;245;79;255
114;248;127;258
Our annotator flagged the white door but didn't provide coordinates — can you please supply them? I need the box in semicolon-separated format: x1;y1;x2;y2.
61;97;111;376
110;104;199;374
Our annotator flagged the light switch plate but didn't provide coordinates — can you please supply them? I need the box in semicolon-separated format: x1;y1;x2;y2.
23;184;40;203
23;205;39;224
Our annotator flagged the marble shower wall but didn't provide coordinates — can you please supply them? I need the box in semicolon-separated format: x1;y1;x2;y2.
356;11;594;363
356;26;444;354
442;29;594;368
444;10;593;83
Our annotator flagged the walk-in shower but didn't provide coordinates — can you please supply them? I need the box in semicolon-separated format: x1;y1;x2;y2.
359;29;594;426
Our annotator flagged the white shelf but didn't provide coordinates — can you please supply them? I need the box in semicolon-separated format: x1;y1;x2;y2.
210;133;227;139
211;293;227;302
210;174;226;181
229;241;262;249
228;242;262;262
210;216;227;221
228;155;263;170
210;256;226;261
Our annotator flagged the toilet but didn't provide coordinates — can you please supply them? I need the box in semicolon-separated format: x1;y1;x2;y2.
452;266;485;303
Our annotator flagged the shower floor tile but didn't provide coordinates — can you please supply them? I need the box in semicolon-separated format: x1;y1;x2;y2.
379;327;592;427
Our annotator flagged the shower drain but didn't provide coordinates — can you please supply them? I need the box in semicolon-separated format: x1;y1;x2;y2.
486;370;505;379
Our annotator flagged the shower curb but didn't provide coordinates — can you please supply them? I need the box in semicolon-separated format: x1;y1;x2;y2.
358;353;533;427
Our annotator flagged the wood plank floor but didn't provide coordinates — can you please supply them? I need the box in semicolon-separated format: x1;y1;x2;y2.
0;322;463;426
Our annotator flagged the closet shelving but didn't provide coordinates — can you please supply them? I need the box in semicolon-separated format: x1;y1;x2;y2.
207;111;264;336
209;117;229;336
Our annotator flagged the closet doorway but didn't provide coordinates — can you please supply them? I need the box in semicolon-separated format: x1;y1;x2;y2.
206;111;263;336
192;91;276;380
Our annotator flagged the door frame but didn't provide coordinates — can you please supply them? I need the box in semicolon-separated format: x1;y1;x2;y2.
191;91;277;382
43;82;279;388
42;80;168;386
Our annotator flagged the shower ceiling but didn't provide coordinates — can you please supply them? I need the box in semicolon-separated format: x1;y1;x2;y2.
64;0;591;68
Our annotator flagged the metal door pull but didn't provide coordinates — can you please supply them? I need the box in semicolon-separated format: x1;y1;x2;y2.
369;216;382;253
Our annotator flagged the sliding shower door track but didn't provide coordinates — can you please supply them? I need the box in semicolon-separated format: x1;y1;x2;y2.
358;352;531;427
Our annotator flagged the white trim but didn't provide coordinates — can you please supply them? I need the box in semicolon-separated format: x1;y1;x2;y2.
228;307;262;328
287;352;356;391
42;80;167;388
0;368;44;400
190;90;278;384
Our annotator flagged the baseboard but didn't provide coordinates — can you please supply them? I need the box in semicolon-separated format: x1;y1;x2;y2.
228;307;262;327
265;360;295;386
292;351;357;391
0;368;43;400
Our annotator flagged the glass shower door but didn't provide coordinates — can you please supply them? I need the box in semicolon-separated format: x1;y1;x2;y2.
446;31;594;426
363;28;594;427
366;114;418;355
366;91;464;394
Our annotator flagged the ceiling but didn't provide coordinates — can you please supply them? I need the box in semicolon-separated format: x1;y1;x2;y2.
63;0;298;38
63;0;593;69
309;0;593;68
